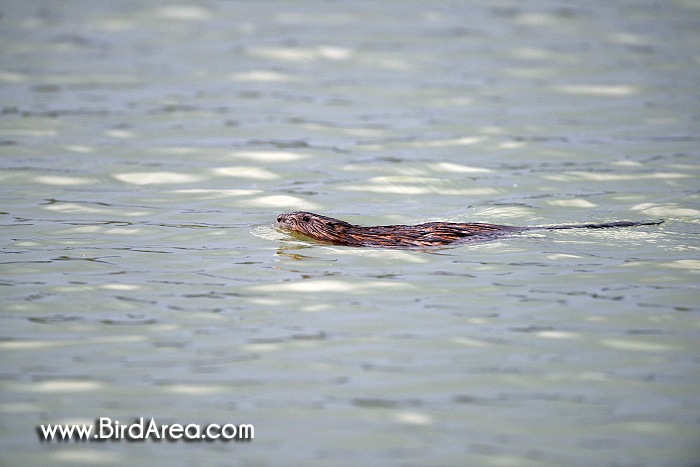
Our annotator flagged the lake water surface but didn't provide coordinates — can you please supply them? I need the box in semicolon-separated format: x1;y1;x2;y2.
1;1;699;465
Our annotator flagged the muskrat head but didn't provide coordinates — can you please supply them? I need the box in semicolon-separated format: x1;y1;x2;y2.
276;211;352;242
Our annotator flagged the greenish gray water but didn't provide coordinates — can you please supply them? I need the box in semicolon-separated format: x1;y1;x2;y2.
1;1;699;465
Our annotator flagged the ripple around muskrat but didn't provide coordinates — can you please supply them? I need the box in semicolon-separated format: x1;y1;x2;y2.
276;211;664;249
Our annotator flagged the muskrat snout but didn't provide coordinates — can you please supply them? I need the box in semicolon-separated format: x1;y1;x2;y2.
277;212;313;226
277;213;295;225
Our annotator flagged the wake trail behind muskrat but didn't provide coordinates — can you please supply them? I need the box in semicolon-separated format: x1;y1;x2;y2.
276;212;663;249
525;220;664;231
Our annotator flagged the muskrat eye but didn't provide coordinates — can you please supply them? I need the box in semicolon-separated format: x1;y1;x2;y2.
277;215;283;223
302;215;311;222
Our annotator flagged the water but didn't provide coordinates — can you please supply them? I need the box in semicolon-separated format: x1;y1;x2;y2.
1;1;699;465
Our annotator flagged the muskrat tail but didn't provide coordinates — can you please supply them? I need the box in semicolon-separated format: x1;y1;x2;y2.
532;219;664;231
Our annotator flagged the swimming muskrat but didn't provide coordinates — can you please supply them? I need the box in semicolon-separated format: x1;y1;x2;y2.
276;211;663;249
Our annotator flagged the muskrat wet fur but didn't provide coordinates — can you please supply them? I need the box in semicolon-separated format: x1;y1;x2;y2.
276;211;663;249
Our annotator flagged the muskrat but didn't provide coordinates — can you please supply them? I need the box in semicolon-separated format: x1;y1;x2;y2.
276;211;663;249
